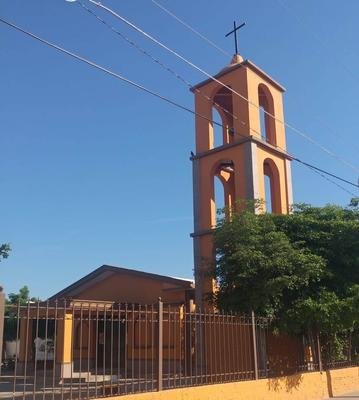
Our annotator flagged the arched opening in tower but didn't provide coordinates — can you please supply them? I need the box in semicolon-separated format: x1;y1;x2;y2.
212;108;224;149
212;160;235;225
258;84;277;146
263;159;282;214
210;87;234;149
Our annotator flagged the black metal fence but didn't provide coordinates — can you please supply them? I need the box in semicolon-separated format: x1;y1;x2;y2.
0;299;358;400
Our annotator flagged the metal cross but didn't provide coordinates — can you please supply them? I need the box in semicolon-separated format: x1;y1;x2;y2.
225;21;246;54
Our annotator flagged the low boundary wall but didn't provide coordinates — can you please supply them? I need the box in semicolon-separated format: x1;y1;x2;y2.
99;367;359;400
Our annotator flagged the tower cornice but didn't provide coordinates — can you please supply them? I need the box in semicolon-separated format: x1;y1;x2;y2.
192;135;292;161
190;59;286;93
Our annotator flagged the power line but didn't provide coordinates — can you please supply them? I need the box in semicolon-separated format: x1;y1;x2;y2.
77;1;238;122
0;17;222;128
157;2;359;176
0;16;357;196
150;0;230;57
84;0;359;175
75;2;359;192
151;0;359;172
306;167;358;198
292;157;358;189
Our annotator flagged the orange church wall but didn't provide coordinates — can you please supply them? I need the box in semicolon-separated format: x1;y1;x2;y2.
74;273;188;305
245;67;287;150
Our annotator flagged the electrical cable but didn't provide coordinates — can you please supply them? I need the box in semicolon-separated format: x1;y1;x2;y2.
84;0;359;175
0;17;223;127
75;2;359;192
78;1;238;122
150;0;230;57
149;0;359;167
0;16;357;195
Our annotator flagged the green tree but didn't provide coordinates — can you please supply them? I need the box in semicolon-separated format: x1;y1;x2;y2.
6;286;37;305
213;201;359;345
0;243;10;262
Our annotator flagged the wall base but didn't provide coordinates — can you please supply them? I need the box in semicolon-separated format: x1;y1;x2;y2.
95;367;359;400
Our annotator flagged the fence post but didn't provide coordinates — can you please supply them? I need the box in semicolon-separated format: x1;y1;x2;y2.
251;311;259;380
0;287;5;373
316;332;323;372
157;298;163;391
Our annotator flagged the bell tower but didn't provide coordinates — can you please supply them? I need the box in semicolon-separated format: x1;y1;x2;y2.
190;54;294;306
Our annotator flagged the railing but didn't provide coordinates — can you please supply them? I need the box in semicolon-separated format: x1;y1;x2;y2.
0;299;357;400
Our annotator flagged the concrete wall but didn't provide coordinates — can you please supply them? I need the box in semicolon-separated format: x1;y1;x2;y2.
97;367;359;400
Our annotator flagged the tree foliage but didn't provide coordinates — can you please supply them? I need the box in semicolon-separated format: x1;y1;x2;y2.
6;285;37;305
213;201;359;341
0;243;11;262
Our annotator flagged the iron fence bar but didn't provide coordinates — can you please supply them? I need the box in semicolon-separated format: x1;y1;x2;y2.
103;304;107;394
179;306;182;388
138;304;141;393
131;303;135;393
70;302;75;400
169;307;171;388
61;300;67;400
243;317;249;380
234;313;240;381
316;332;323;372
124;303;128;395
183;307;187;385
144;304;148;392
13;302;21;400
87;304;91;400
230;312;235;381
42;300;49;400
151;304;154;392
51;300;58;400
23;301;30;400
173;307;177;388
207;310;212;384
226;312;231;382
117;303;121;395
0;291;5;378
190;308;193;386
199;307;204;386
79;303;83;400
110;303;114;397
157;299;163;391
95;303;99;398
251;311;259;380
33;300;40;400
194;308;198;386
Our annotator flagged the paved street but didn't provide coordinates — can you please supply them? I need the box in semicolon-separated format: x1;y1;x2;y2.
327;391;359;399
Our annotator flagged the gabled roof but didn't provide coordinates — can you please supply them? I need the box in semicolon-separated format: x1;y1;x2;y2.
49;265;194;301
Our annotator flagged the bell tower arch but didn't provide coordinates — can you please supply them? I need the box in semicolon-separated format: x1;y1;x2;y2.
191;54;294;306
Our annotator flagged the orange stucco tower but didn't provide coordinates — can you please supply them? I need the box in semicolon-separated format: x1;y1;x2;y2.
190;54;293;306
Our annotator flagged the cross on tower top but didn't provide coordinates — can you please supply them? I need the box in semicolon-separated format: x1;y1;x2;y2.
225;21;246;55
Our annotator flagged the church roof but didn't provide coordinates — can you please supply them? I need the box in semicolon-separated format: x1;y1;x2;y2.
191;58;286;93
48;264;194;301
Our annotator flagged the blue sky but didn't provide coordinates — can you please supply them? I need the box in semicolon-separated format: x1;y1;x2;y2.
1;0;358;299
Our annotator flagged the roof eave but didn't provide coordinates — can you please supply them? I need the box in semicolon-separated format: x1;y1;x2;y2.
190;59;285;93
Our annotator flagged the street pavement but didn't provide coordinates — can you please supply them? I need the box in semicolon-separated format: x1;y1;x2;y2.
327;390;359;399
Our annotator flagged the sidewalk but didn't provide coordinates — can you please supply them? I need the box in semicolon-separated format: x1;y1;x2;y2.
327;390;359;399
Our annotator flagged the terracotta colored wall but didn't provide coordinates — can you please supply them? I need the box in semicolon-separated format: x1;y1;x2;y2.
266;333;304;376
75;273;188;305
96;367;359;400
